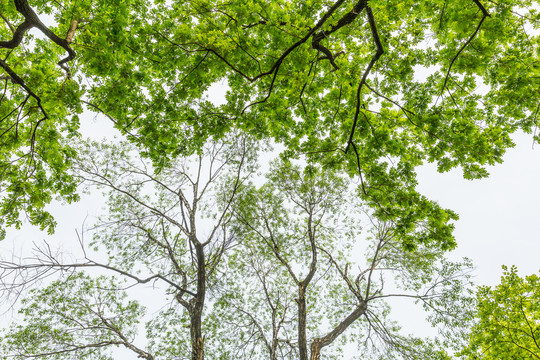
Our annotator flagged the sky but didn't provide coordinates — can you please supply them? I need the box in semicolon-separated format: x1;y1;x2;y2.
383;130;540;338
417;130;540;286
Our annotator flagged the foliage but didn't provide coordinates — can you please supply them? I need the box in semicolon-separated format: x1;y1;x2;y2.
0;272;148;360
201;159;473;359
0;0;539;239
0;0;538;358
461;266;540;359
0;135;259;360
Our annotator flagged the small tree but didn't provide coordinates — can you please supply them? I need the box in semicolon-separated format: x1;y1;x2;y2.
1;145;476;360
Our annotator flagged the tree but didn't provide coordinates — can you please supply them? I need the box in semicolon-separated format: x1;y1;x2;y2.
1;134;258;360
461;266;540;359
0;0;538;241
205;160;473;359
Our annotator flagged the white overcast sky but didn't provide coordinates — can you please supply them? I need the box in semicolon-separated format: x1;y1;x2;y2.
417;130;540;286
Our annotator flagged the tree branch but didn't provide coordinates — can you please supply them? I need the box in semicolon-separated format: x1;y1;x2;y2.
345;6;384;153
441;0;489;94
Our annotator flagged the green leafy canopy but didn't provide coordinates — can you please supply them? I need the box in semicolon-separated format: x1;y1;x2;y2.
462;266;540;359
0;0;538;240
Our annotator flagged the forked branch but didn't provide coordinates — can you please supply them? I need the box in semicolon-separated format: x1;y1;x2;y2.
0;0;79;144
1;0;77;75
311;0;368;70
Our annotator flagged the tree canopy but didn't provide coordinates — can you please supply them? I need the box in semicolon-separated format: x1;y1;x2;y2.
1;0;538;238
0;139;474;359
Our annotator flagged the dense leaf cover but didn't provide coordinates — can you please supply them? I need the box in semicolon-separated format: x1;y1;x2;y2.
0;0;538;241
462;266;540;359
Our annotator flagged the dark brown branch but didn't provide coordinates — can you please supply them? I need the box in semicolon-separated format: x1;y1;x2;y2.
0;59;42;106
472;0;490;16
0;0;78;147
441;0;489;93
351;142;368;197
0;58;48;150
345;6;384;153
438;0;448;32
1;0;77;76
0;12;16;33
0;18;32;48
253;0;350;81
206;0;351;85
311;0;368;70
246;0;370;109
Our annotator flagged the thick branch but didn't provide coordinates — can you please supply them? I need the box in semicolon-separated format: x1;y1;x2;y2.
309;302;367;360
0;59;42;106
66;19;78;44
0;12;16;33
1;0;77;75
311;0;368;69
0;18;32;48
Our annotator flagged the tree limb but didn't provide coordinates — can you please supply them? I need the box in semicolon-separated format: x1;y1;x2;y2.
345;6;384;153
441;0;489;94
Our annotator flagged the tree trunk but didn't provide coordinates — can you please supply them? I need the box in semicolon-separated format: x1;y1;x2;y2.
190;241;206;360
190;314;204;360
310;340;322;360
298;284;308;360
